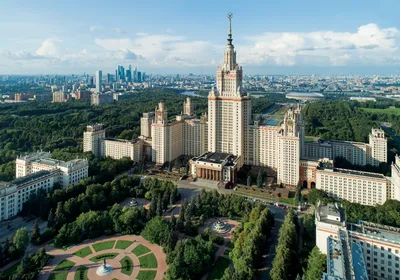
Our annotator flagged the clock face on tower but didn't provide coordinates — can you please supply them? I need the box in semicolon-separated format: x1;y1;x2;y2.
287;120;293;127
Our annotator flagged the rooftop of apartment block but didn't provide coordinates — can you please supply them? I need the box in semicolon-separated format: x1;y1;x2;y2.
317;203;345;226
318;166;387;180
348;221;400;245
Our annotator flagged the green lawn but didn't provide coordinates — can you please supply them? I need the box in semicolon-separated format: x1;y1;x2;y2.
2;262;19;276
115;240;133;250
89;253;119;263
132;244;151;256
54;259;75;271
207;257;231;280
73;266;88;280
136;270;157;280
48;272;68;280
73;246;93;258
138;253;158;269
361;107;400;116
120;256;134;276
50;241;68;251
305;136;315;143
92;240;116;252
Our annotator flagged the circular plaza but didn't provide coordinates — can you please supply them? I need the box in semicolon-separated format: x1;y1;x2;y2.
38;235;167;280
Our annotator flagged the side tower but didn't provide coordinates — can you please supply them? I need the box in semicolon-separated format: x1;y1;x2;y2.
183;97;193;116
83;124;106;157
277;107;302;186
368;128;387;166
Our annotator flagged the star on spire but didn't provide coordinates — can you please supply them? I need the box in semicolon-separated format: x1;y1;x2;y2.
227;13;233;45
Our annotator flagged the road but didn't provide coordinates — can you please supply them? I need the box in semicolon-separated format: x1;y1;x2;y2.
380;122;400;146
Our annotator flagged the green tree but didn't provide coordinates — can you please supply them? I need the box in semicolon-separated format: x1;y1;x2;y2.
270;211;297;280
156;195;163;216
170;214;177;230
169;189;176;205
257;170;263;188
47;209;55;228
306;189;333;205
166;236;213;280
304;247;326;280
31;220;41;244
13;227;30;253
295;182;302;205
141;217;174;250
54;202;66;229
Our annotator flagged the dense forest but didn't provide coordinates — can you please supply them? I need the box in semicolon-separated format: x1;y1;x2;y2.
304;100;400;142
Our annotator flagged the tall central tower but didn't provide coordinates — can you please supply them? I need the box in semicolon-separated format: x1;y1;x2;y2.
208;13;252;161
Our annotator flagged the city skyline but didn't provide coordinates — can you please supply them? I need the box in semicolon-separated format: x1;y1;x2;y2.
1;0;400;75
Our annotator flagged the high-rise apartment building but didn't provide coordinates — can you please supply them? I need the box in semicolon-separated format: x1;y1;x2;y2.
91;93;113;105
96;70;102;93
75;90;91;100
52;90;67;103
208;16;251;164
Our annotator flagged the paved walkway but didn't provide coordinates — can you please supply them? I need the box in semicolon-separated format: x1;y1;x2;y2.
38;235;167;280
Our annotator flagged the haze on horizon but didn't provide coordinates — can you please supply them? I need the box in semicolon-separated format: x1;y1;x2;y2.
1;0;400;75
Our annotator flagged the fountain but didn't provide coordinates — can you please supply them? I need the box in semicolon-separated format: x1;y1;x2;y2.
96;258;113;276
129;198;139;207
211;220;229;233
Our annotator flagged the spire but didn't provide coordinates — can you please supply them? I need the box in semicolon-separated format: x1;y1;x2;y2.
227;13;233;45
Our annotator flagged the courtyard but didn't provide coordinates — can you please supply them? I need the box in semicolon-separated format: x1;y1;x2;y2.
38;235;167;280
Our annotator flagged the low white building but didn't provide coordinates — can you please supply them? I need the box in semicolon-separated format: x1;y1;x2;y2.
0;170;57;221
16;152;89;188
316;166;389;206
103;138;143;162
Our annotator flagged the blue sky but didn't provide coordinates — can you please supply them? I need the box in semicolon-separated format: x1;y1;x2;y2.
1;0;399;75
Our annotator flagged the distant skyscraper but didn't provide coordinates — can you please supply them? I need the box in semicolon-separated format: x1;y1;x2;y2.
115;70;119;83
137;72;142;83
106;73;112;84
142;72;146;82
117;65;125;82
96;70;102;93
126;69;132;83
133;67;138;82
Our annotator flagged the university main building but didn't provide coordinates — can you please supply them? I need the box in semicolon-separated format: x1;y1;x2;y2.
84;16;400;206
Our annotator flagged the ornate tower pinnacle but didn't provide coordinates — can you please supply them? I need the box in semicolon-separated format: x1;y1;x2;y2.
227;13;233;45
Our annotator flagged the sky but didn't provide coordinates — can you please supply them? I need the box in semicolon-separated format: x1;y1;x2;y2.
1;0;400;75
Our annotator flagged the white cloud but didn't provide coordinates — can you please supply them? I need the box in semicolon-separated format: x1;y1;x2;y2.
1;23;400;74
94;34;219;67
36;38;64;57
89;26;102;32
239;23;400;67
114;28;127;34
